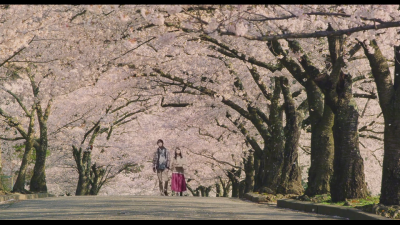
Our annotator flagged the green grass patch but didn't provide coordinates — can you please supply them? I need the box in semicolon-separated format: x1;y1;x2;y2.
300;194;380;207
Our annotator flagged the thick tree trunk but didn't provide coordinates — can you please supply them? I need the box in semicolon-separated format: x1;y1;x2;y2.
198;186;206;197
277;77;305;195
0;145;3;192
73;146;91;196
227;168;241;198
324;30;368;202
253;152;263;192
215;183;222;197
268;38;335;196
29;146;47;193
29;121;48;193
196;186;211;197
330;92;368;202
13;140;34;193
244;150;255;194
262;77;284;194
380;120;400;205
0;168;3;193
204;186;212;197
305;101;335;196
239;180;246;198
13;109;36;193
222;180;231;197
360;41;400;205
89;163;105;195
378;45;400;205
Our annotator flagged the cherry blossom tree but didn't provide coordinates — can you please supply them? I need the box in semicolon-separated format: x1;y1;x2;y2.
151;4;391;201
359;39;400;205
1;5;397;202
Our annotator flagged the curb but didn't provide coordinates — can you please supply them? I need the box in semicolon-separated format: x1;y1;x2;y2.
243;192;280;203
277;199;392;220
0;193;55;203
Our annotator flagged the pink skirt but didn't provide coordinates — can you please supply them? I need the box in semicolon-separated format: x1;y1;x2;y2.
171;173;187;192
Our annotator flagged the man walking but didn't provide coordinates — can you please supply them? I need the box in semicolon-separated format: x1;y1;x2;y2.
152;139;170;196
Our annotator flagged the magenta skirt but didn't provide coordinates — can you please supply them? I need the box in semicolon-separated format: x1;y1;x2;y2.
171;173;187;192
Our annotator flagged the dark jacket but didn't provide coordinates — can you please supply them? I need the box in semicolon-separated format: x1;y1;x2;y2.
152;147;170;170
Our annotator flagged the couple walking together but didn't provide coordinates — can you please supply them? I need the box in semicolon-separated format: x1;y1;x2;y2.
152;139;187;196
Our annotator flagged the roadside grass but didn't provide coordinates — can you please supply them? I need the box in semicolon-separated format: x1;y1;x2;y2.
295;194;399;219
316;195;380;207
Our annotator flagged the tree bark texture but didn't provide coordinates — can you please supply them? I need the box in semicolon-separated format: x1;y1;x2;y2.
215;183;222;197
361;40;400;205
89;163;106;195
305;82;335;196
244;150;255;194
73;146;91;195
276;77;304;195
315;30;368;202
29;120;48;193
227;168;241;197
330;92;368;201
13;140;34;193
13;107;36;193
262;77;284;193
305;103;334;196
269;39;335;196
0;144;3;192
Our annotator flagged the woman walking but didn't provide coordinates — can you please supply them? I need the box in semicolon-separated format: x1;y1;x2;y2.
170;147;187;196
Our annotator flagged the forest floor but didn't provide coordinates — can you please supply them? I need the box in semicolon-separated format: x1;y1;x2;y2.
0;195;345;220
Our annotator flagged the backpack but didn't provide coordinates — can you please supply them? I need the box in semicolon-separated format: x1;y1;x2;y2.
157;148;167;170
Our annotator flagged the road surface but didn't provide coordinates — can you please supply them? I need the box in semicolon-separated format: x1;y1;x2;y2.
0;195;345;220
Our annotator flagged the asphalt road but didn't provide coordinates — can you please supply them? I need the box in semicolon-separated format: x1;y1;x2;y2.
0;195;346;220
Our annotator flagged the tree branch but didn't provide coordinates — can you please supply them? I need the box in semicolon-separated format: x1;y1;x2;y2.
218;20;400;41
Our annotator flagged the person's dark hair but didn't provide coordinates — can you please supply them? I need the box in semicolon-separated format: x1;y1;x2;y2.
157;139;165;149
174;147;183;159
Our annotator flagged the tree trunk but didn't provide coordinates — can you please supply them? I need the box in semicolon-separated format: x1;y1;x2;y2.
239;180;246;198
328;101;369;203
227;168;241;197
73;146;91;195
222;180;231;197
13;108;36;193
277;77;305;195
330;93;368;201
29;145;47;193
204;186;212;197
380;119;400;205
253;152;263;192
13;140;34;193
305;93;335;196
378;46;400;205
244;150;255;194
199;186;205;197
0;144;4;192
325;32;368;202
89;163;105;195
30;115;49;193
0;168;3;193
361;42;400;205
215;183;222;197
267;39;335;196
262;77;284;193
